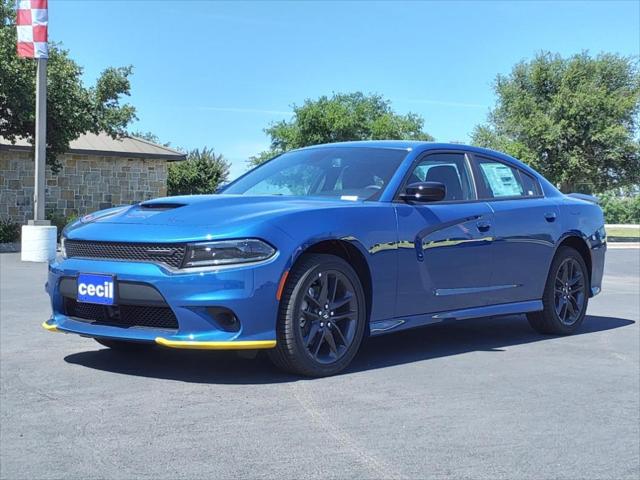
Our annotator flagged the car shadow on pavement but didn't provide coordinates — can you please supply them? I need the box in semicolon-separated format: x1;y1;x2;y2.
64;314;634;384
349;314;635;373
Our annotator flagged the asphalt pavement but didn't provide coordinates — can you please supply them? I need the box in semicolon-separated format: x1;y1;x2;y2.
1;246;638;480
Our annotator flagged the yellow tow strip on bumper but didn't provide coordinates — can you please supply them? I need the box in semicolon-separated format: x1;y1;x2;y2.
155;337;276;350
41;321;59;332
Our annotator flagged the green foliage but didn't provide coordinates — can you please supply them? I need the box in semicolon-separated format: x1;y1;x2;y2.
0;218;20;243
250;92;433;166
472;52;640;192
598;194;640;224
168;147;230;196
46;211;78;240
130;131;172;147
0;0;137;173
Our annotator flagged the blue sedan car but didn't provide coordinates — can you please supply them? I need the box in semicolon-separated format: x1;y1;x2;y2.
44;142;606;376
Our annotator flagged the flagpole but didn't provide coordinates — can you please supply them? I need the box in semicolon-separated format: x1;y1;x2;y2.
31;56;48;224
19;0;56;262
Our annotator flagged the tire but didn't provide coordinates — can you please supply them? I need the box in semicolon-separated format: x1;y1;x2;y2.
527;246;589;335
268;253;367;377
95;338;155;352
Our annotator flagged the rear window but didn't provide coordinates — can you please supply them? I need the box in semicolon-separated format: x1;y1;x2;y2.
475;156;541;198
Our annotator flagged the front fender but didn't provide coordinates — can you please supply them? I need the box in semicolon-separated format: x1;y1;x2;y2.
272;204;399;322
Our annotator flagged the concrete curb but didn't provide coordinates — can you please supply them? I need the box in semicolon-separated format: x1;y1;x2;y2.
607;237;639;243
606;224;640;229
607;243;640;249
0;242;20;253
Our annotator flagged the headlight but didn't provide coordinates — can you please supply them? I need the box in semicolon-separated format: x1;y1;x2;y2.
60;237;67;259
183;239;276;268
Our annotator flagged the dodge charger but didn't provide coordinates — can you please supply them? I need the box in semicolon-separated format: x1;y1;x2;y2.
44;142;607;376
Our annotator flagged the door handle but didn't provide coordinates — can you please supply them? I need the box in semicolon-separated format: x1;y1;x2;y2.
476;221;491;233
544;212;557;222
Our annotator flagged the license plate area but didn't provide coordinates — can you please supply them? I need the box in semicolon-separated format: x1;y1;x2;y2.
77;273;115;305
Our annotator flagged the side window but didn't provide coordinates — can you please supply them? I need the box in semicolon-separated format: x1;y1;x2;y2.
407;153;474;201
519;170;542;197
475;156;540;199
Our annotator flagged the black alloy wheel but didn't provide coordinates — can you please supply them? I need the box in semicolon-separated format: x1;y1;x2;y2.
528;246;589;335
553;257;587;326
269;253;366;377
298;269;359;364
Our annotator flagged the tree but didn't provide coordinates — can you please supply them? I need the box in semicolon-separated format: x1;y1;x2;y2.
249;92;433;166
472;52;640;192
0;0;136;172
168;147;230;196
129;131;172;148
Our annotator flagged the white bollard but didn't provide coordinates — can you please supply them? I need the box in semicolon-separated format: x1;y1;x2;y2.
21;225;58;262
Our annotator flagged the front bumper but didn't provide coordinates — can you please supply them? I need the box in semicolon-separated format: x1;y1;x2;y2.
44;256;283;349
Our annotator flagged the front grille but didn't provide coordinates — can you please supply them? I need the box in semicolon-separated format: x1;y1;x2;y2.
63;298;178;330
65;240;186;269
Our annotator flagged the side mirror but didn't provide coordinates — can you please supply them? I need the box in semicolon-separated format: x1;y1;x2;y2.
400;181;446;203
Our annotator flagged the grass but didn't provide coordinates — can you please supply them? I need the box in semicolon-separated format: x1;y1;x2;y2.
606;226;640;239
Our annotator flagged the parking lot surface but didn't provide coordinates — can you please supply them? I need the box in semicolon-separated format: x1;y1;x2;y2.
1;247;638;480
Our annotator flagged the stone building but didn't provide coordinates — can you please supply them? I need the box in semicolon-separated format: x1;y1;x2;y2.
0;132;185;224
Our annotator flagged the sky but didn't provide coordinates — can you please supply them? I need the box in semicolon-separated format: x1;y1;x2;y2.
48;0;640;179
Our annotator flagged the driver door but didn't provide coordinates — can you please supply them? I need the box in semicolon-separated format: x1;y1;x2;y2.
394;152;496;316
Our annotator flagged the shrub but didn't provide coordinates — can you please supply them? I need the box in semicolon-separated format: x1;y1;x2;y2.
168;147;230;196
0;218;20;243
598;194;640;224
46;211;78;240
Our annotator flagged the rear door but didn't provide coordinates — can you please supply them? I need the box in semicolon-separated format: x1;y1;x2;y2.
470;154;560;303
394;151;497;315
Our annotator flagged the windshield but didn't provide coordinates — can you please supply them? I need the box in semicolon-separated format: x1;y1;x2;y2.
224;147;409;200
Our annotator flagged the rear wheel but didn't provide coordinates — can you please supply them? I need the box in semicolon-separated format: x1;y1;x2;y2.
268;253;366;377
527;246;589;335
95;338;155;352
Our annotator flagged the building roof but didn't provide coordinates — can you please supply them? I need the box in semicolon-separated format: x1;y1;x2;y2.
0;132;186;161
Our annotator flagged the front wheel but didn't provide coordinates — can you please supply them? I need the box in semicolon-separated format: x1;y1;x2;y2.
268;253;367;377
527;246;589;335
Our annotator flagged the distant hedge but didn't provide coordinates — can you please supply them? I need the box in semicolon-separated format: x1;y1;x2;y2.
599;194;640;224
0;218;20;243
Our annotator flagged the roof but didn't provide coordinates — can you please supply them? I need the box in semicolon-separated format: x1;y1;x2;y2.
296;140;488;151
297;140;517;159
0;132;186;161
298;140;428;150
297;140;545;181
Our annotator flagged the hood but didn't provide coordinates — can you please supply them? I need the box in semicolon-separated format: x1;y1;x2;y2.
80;194;360;228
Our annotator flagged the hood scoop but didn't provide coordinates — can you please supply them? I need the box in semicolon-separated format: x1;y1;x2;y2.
139;201;187;211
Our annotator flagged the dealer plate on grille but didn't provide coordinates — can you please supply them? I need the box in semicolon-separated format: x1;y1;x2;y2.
77;273;115;305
